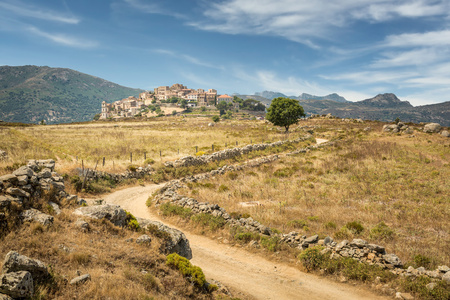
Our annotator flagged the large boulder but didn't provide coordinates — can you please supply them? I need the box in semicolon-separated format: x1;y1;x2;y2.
1;251;49;282
0;271;33;298
12;166;34;178
21;209;54;226
73;204;127;227
383;253;403;267
0;175;17;185
423;123;441;133
137;218;192;259
441;130;450;138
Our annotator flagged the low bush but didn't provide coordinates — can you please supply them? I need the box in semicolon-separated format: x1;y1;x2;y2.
191;213;226;231
345;221;364;234
144;158;155;165
218;184;229;192
125;211;140;231
166;253;206;287
400;276;450;300
160;203;193;219
260;236;280;252
287;219;308;229
369;222;394;241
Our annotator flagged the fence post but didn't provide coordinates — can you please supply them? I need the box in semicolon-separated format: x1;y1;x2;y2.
102;157;105;166
212;144;214;152
195;146;198;153
160;150;162;157
144;152;146;160
130;152;132;163
236;141;238;146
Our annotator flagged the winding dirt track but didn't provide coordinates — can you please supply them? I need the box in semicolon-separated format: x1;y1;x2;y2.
103;184;388;300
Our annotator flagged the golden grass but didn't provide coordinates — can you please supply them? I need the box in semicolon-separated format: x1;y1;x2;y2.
0;116;296;175
0;210;214;299
179;120;450;267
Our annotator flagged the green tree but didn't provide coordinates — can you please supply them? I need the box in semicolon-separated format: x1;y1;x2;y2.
266;97;305;132
179;99;187;109
93;113;101;121
216;101;229;111
212;115;220;122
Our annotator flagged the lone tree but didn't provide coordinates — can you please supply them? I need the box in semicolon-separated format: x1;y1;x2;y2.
266;97;305;132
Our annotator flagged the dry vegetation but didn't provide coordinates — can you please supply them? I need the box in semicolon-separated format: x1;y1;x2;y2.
179;119;450;268
0;116;292;176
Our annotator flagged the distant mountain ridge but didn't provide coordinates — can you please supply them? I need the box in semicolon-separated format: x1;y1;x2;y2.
0;65;143;124
254;90;349;103
238;92;450;126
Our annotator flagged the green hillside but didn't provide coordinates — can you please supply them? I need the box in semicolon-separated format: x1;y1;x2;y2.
0;65;143;124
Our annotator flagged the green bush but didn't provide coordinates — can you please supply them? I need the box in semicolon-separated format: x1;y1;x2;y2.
324;221;337;230
144;158;155;165
298;246;325;271
128;165;137;172
191;213;226;231
218;184;229;192
400;276;450;300
412;254;432;269
345;221;364;234
369;222;394;241
160;203;193;219
287;219;308;229
227;172;239;180
166;253;206;287
125;211;140;231
260;236;280;252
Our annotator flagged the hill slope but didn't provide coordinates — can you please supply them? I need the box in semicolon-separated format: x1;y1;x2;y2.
0;65;143;124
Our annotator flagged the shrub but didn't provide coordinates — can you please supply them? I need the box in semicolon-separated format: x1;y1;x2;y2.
195;151;206;156
218;184;229;192
287;219;308;229
191;213;226;231
324;221;337;230
166;253;206;287
234;232;259;243
227;172;238;180
212;115;220;122
400;276;450;300
369;222;394;241
412;254;432;269
160;203;193;219
144;158;155;165
260;236;280;252
345;221;364;234
128;165;137;172
241;213;251;219
298;246;325;271
125;211;140;231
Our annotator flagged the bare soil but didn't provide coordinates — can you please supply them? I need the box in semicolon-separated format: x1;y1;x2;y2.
102;184;389;300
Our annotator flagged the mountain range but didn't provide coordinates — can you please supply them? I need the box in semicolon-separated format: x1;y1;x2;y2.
0;65;143;124
238;91;450;126
0;66;449;126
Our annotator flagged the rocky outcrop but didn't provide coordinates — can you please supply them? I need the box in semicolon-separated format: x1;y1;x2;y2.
136;234;152;245
441;130;449;137
1;251;49;282
73;204;127;227
423;123;441;133
137;218;192;259
21;209;54;226
0;271;33;298
382;122;413;134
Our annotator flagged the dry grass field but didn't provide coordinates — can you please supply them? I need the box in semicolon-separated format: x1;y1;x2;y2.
178;119;450;268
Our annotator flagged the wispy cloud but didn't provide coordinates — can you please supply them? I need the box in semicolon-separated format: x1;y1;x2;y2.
188;0;450;46
0;0;80;24
27;27;98;49
151;48;223;70
384;30;450;47
122;0;185;19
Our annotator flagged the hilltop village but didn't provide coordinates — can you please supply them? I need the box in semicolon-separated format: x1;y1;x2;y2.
100;83;244;119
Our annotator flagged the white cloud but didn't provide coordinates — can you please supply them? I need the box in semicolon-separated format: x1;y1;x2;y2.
27;27;98;49
0;0;80;24
188;0;450;46
122;0;185;19
384;30;450;47
151;48;223;70
370;48;447;68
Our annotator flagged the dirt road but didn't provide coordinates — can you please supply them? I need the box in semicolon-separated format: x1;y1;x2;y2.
103;184;388;300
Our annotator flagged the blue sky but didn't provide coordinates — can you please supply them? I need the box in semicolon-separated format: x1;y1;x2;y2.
1;0;450;106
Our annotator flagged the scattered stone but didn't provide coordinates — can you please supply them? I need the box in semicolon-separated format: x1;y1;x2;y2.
137;218;192;259
0;175;18;185
1;251;49;282
208;122;215;127
395;292;414;300
350;239;367;248
48;201;61;215
21;209;54;226
363;127;371;132
12;166;34;178
441;130;450;137
383;254;403;267
438;265;450;273
426;282;437;291
443;271;450;283
136;234;152;245
69;274;91;285
75;219;90;232
303;234;319;244
6;188;30;198
0;271;33;298
73;204;127;227
423;123;441;133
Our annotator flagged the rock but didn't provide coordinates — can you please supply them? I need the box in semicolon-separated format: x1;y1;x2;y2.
0;196;11;209
395;292;414;300
0;271;33;298
16;175;28;186
137;218;192;259
37;169;52;179
323;236;333;246
303;234;319;244
136;234;152;245
441;130;450;137
383;124;399;132
0;293;13;300
350;239;367;248
336;240;349;251
363;127;371;132
36;159;55;171
438;265;450;273
367;244;385;253
48;202;61;215
423;123;441;133
75;219;90;232
73;204;127;227
12;166;34;178
0;150;7;161
21;209;54;226
66;195;78;203
69;274;91;285
443;271;450;283
6;188;30;198
383;254;403;267
208;123;215;127
0;175;17;184
1;251;49;282
426;282;437;290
